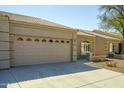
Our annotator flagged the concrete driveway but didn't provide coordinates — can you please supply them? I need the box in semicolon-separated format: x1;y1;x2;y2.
0;60;124;88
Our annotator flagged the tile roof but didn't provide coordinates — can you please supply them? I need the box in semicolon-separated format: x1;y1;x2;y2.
0;11;74;29
77;31;95;37
93;30;122;39
86;31;121;41
78;29;121;41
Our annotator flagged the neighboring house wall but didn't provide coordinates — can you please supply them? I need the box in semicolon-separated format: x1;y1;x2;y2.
0;15;10;69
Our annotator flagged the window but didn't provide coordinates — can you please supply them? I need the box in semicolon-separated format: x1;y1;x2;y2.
42;39;46;42
109;43;117;53
17;37;23;41
49;40;53;43
55;40;59;43
26;38;32;41
34;39;40;42
66;41;70;43
61;40;64;43
81;41;91;55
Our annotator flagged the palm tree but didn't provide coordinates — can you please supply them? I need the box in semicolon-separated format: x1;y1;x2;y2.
99;5;124;54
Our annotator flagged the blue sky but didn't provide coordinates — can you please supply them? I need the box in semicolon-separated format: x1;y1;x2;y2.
0;5;100;30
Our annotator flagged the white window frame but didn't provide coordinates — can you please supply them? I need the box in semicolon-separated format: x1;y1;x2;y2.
81;41;91;55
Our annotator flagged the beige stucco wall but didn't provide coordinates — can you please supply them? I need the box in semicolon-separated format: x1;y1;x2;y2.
94;36;121;56
93;31;122;55
0;42;9;50
77;35;95;59
72;32;77;61
10;22;73;39
0;33;9;41
94;36;107;56
0;17;9;32
10;27;72;39
0;15;10;69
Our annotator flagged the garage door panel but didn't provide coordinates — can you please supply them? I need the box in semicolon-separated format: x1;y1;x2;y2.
14;56;24;66
13;36;71;66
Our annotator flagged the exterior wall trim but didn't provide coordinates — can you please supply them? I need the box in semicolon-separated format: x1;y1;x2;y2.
0;59;9;61
0;14;10;69
0;31;9;33
0;41;10;42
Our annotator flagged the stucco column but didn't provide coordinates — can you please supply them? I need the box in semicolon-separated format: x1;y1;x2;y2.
0;15;10;69
72;32;77;61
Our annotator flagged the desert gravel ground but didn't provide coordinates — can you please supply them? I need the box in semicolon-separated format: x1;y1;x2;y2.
85;59;124;73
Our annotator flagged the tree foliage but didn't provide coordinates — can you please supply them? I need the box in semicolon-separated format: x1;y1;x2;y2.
99;5;124;37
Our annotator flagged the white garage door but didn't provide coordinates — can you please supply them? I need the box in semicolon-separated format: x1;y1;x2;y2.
13;36;71;66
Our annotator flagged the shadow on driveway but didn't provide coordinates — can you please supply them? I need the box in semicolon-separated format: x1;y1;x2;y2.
0;60;98;87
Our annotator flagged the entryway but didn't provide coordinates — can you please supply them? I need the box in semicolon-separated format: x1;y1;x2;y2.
80;41;91;60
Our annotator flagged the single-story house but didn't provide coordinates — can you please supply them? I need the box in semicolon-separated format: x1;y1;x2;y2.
0;11;123;69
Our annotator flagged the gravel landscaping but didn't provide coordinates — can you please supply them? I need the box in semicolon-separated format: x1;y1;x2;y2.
85;59;124;73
